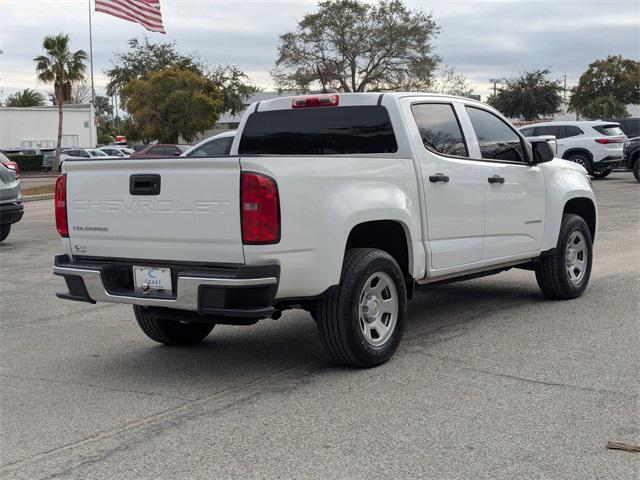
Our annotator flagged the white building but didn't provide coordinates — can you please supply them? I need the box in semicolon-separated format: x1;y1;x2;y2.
0;104;96;150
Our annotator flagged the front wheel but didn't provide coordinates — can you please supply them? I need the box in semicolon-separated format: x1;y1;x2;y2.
0;224;11;242
315;248;407;368
535;214;593;299
133;306;214;346
591;168;611;179
633;159;640;182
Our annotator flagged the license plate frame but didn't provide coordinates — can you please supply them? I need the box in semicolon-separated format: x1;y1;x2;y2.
133;266;172;293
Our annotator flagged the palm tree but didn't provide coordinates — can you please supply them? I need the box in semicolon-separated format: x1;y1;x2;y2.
5;89;46;107
34;34;87;171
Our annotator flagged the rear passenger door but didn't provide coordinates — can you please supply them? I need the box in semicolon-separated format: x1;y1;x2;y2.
409;102;488;272
464;105;546;261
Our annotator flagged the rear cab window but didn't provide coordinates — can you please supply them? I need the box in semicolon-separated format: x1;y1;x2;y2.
239;105;397;155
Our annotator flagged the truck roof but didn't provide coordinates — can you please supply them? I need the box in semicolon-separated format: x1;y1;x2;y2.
252;92;486;112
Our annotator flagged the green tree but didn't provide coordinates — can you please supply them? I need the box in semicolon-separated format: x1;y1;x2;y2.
272;0;440;92
122;67;222;143
94;95;116;144
487;69;563;121
5;89;45;107
569;56;640;118
34;33;87;171
578;96;630;120
106;38;256;115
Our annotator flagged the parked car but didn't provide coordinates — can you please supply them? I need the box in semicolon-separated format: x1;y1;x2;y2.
99;146;134;158
606;117;640;139
130;144;189;158
43;148;114;172
519;121;627;178
624;137;640;182
0;152;24;242
54;93;597;368
181;131;235;157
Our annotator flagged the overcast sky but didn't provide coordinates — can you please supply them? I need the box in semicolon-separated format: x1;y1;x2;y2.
1;0;638;101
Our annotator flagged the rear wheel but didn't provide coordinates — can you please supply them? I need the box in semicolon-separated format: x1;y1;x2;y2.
591;168;611;179
633;159;640;182
535;214;592;300
133;306;214;346
567;154;592;174
0;224;10;242
314;248;406;368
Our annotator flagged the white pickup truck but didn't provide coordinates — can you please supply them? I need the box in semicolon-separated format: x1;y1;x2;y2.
54;93;597;367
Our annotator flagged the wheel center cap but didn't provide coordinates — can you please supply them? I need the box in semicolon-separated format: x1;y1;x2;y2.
566;247;577;266
364;296;380;321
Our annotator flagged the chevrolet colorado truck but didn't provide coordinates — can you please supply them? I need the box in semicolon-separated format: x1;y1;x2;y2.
53;93;597;367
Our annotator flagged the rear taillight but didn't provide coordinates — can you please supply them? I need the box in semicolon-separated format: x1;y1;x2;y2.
240;172;279;244
292;95;339;108
2;161;20;179
595;137;625;144
55;175;68;237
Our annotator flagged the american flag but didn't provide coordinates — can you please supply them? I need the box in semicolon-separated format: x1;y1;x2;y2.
95;0;166;34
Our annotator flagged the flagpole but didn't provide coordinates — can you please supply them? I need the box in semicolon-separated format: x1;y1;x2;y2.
88;0;96;146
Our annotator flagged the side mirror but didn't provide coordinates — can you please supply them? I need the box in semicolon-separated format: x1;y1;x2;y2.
530;139;554;165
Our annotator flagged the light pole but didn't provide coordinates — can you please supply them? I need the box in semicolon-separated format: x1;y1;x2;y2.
489;78;506;96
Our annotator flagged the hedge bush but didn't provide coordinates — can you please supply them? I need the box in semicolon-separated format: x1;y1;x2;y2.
4;154;44;172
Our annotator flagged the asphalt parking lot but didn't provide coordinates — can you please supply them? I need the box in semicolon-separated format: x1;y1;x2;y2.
0;172;638;479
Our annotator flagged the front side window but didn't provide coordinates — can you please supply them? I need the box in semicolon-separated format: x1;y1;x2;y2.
411;103;468;157
239;106;397;155
466;107;526;162
520;127;534;136
189;136;233;157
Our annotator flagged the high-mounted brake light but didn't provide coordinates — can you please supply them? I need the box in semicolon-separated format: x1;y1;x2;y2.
241;172;280;244
55;175;68;237
292;95;339;108
2;160;20;179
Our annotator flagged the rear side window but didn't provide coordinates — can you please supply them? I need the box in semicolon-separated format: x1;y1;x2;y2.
189;137;233;157
565;126;583;138
533;125;563;138
466;107;526;163
239;106;397;155
593;124;624;136
411;103;468;157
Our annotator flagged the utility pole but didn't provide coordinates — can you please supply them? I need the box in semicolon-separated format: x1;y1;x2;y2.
563;75;567;100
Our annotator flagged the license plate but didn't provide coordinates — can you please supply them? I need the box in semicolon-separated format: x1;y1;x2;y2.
133;266;172;292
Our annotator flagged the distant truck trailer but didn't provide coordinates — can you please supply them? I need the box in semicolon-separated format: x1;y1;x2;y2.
0;104;96;151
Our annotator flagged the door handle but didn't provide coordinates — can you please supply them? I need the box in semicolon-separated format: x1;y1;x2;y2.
488;175;505;184
429;173;450;183
130;174;161;195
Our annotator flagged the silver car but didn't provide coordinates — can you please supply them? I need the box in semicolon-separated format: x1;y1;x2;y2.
0;152;24;242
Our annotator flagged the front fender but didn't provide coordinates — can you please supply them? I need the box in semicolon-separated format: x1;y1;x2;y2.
541;159;597;251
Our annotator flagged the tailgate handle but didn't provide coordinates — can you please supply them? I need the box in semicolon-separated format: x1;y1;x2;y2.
130;174;161;195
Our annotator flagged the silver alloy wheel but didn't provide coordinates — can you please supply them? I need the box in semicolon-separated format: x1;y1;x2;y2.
565;230;588;285
358;271;398;347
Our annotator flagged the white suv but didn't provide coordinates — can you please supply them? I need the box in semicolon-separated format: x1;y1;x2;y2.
520;121;626;178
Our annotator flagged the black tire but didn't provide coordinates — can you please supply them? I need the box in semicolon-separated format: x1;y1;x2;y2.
314;248;407;368
633;159;640;183
591;168;611;179
0;224;11;242
535;214;592;300
567;154;593;174
133;306;214;346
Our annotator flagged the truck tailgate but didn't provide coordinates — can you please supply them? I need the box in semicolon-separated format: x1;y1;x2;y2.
64;157;244;264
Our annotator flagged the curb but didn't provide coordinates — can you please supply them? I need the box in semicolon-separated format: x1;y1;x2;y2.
22;194;54;203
